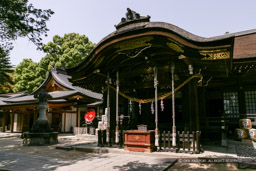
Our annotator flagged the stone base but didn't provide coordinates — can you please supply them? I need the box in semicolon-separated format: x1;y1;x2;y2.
31;120;53;133
22;132;58;146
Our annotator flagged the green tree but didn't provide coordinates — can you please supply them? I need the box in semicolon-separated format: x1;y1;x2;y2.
0;0;54;51
39;33;95;77
13;33;95;93
13;58;43;93
0;48;13;93
0;0;54;93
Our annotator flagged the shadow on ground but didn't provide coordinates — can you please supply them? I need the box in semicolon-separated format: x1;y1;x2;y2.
113;158;175;171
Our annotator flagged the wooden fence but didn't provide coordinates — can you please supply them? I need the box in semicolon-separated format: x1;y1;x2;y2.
98;129;202;154
159;130;201;154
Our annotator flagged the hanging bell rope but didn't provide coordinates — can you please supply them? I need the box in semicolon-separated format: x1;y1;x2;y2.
107;74;202;103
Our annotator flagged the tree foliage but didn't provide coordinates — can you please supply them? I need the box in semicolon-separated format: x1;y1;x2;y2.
13;58;42;93
14;33;95;93
0;48;13;93
0;0;54;51
0;0;54;93
43;33;95;67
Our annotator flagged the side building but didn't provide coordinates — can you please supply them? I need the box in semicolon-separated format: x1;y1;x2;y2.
0;68;103;133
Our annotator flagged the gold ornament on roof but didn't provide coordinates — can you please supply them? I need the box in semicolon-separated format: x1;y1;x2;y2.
166;39;184;53
200;49;230;60
114;37;153;52
166;42;184;53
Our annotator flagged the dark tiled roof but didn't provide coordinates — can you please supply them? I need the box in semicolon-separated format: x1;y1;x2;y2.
51;68;102;100
0;68;102;106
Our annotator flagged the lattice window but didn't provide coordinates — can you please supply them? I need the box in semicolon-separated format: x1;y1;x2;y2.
245;91;256;118
223;92;239;118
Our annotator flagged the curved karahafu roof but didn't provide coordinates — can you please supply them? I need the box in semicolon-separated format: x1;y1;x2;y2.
66;8;256;95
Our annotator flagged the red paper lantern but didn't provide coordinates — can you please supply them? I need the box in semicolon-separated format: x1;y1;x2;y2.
84;109;95;122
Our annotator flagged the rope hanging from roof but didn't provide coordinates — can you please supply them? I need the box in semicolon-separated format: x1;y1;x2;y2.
107;74;202;103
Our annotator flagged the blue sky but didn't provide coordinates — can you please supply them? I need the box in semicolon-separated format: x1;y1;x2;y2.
10;0;256;66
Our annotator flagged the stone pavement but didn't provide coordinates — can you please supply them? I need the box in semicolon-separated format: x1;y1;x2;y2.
0;132;21;138
0;151;175;171
0;133;255;170
0;151;69;171
0;133;176;171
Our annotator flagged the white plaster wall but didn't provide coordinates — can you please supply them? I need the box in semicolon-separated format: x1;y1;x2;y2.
64;113;77;132
72;114;76;129
65;113;72;132
17;114;22;131
13;114;18;132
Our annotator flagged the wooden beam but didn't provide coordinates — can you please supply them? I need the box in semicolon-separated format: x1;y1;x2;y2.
49;103;77;108
0;104;35;111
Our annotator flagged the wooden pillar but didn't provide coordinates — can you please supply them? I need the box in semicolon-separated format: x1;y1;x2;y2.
21;113;24;132
238;87;246;119
182;84;190;130
10;110;14;133
188;79;200;131
171;64;176;146
64;110;66;132
2;111;6;132
97;106;100;118
110;88;116;131
154;67;159;147
33;108;37;125
198;87;206;118
46;110;48;120
115;71;119;143
76;106;79;127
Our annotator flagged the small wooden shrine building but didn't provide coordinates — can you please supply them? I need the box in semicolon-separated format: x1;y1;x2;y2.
66;8;256;143
0;68;103;133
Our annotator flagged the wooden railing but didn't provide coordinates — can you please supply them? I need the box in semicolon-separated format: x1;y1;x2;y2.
199;115;256;133
97;129;202;154
199;117;231;133
159;130;202;154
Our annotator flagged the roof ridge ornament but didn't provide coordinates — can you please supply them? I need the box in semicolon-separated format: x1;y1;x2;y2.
115;8;150;29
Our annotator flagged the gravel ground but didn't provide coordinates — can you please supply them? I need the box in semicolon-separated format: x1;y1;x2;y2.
236;144;256;158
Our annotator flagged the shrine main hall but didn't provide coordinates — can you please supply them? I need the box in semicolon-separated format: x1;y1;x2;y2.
67;8;256;145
